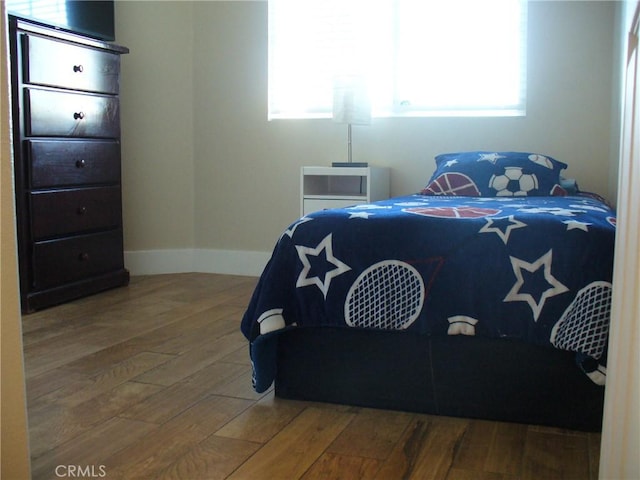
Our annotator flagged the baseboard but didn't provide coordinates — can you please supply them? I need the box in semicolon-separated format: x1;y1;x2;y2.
193;249;271;276
124;248;270;277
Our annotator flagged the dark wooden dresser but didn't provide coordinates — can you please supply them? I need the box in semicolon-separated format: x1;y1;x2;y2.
8;17;130;312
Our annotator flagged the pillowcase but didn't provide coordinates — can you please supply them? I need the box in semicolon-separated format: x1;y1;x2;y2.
421;151;568;197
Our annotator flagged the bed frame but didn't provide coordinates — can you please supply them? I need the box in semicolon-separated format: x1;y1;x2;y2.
274;327;604;432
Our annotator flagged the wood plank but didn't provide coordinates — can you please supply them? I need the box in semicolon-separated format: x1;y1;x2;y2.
521;429;591;480
218;344;253;366
87;298;194;334
227;407;356;480
326;407;415;460
26;368;88;405
28;381;162;458
450;419;495;471
587;432;601;480
60;342;162;376
374;415;469;480
453;419;526;476
24;328;118;378
120;362;249;424
215;391;306;444
22;314;102;346
207;367;266;400
132;330;248;386
104;394;254;479
484;422;527;475
56;303;235;375
155;435;261;480
143;305;245;355
446;467;518;480
302;453;382;480
30;417;155;480
35;352;175;407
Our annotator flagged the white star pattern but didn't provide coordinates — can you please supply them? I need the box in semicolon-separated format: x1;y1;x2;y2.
479;215;527;244
295;233;351;298
445;159;458;167
504;249;569;322
517;207;584;216
478;153;505;164
282;216;313;239
473;197;512;202
349;204;392;210
569;203;609;213
349;211;374;219
395;202;430;207
563;220;591;232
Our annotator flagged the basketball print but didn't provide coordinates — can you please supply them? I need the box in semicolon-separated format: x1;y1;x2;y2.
423;173;482;196
550;184;568;196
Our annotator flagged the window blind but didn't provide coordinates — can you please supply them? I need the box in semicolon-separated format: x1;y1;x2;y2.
268;0;527;119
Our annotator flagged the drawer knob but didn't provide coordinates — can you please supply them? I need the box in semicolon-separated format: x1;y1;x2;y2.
78;252;90;262
77;206;87;215
73;112;85;120
73;64;84;73
75;159;86;169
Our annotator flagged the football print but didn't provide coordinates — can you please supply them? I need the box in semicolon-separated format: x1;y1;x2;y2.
404;206;501;218
528;154;555;169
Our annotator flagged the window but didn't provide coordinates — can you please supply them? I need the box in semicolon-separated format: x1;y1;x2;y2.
268;0;527;119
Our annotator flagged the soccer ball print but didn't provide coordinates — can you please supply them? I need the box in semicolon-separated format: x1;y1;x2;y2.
489;167;539;196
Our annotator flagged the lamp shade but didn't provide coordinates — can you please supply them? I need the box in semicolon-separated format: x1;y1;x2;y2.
332;75;371;125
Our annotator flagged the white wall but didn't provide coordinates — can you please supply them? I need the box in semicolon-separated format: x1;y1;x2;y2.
116;1;195;252
115;1;620;274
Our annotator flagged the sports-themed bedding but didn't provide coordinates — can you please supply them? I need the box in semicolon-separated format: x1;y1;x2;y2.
241;152;616;394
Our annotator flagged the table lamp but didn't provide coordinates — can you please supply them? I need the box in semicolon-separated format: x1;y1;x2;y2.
332;75;371;167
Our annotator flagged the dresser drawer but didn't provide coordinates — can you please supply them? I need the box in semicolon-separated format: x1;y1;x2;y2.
31;187;121;239
26;88;119;138
28;140;120;188
32;230;124;289
23;34;120;94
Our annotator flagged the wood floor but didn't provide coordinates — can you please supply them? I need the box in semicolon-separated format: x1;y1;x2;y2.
22;273;602;480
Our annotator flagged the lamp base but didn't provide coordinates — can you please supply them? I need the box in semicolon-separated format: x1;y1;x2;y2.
331;162;369;168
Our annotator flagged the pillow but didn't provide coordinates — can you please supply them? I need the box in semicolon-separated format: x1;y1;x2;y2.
421;151;568;197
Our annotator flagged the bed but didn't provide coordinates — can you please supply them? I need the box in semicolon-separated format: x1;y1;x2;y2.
241;152;615;431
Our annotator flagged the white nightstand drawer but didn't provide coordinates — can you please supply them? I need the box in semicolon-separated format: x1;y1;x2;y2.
300;166;390;217
303;198;365;215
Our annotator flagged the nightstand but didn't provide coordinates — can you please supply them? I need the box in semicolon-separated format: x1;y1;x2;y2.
301;166;390;216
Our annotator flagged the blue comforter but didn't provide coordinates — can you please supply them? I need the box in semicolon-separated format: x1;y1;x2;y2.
242;194;616;392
